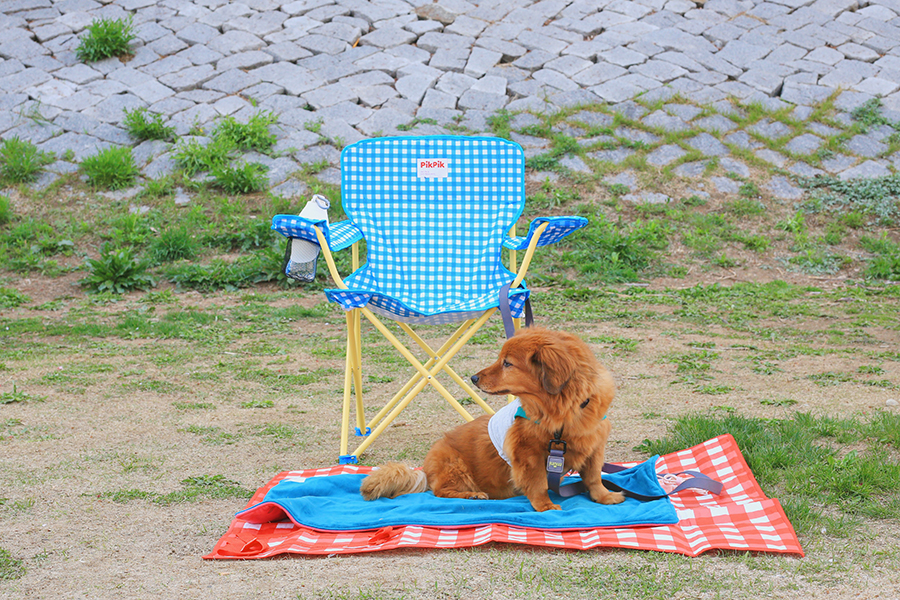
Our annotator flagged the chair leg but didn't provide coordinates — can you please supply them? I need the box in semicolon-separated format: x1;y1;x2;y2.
339;310;358;458
350;307;496;459
398;322;495;415
352;309;366;436
365;321;474;431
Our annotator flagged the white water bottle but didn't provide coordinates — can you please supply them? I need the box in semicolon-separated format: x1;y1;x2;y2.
285;194;330;282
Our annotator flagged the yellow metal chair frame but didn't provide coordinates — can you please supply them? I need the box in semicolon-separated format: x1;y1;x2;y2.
311;222;550;464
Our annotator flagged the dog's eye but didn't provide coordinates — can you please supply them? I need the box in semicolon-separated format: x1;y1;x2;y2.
502;360;513;368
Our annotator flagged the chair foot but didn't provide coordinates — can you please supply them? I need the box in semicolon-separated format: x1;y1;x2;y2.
339;455;358;465
355;427;371;437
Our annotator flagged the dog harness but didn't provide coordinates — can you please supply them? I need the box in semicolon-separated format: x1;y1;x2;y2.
487;398;604;467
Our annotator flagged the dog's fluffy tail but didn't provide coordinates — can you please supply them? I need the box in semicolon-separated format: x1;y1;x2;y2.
360;462;428;500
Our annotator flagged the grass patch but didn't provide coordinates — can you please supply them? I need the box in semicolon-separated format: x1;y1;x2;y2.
0;194;11;225
0;548;26;581
850;98;899;133
210;162;268;195
213;111;278;153
240;399;275;408
860;234;900;280
123;107;176;141
75;16;136;62
0;137;52;184
0;287;30;309
799;174;900;224
164;250;282;292
148;226;199;264
80;146;139;190
0;386;45;404
172;401;216;410
100;475;252;505
180;425;240;445
637;411;900;534
561;209;670;282
80;245;155;294
173;136;236;177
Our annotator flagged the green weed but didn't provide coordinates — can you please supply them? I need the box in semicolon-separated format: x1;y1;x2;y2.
80;146;139;190
0;194;11;225
0;229;67;274
241;399;274;409
173;136;236;177
80;245;155;294
562;210;670;282
180;425;240;445
0;386;45;404
165;249;282;291
210;162;268;194
137;176;175;200
172;401;216;410
102;212;154;247
397;117;438;132
850;98;898;133
738;182;760;198
760;398;797;407
800;174;900;223
0;548;26;581
0;287;30;309
203;214;275;252
75;17;136;62
0;137;51;183
860;234;900;280
149;227;198;264
123;107;176;141
486;110;512;138
101;475;251;505
213;111;278;153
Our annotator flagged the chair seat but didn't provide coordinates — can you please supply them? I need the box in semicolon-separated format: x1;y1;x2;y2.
326;271;530;325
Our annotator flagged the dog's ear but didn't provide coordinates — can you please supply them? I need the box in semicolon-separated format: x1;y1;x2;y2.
532;343;574;395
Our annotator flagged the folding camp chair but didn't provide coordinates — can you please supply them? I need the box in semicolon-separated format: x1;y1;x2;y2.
272;136;587;463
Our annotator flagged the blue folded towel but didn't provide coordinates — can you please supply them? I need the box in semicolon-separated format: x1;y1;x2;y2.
238;456;678;531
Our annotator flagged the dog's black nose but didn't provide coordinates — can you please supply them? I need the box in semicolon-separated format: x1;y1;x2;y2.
470;374;479;385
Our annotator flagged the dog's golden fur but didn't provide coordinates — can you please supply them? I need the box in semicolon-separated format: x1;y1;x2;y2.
360;327;624;511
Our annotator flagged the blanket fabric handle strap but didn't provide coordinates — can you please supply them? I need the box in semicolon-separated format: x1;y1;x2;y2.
499;281;533;339
547;463;724;501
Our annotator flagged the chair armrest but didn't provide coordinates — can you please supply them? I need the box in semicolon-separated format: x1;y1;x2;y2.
271;215;363;251
503;216;588;250
328;221;365;251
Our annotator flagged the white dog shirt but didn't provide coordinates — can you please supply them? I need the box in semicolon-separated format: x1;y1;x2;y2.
487;398;523;466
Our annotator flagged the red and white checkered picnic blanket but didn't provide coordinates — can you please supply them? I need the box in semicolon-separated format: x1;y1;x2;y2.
205;434;803;559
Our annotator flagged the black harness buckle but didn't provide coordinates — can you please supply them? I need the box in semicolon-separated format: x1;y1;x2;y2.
548;439;566;454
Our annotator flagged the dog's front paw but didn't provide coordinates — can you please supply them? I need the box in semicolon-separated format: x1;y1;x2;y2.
467;492;488;500
530;498;561;512
593;489;625;505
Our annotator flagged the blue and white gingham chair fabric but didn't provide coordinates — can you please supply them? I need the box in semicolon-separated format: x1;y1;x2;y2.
337;136;525;325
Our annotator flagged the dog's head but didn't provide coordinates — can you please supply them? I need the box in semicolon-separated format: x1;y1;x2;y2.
471;328;613;415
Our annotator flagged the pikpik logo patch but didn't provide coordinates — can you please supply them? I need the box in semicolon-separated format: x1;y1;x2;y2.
417;158;450;179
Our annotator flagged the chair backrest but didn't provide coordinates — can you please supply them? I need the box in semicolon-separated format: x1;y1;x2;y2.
340;136;526;300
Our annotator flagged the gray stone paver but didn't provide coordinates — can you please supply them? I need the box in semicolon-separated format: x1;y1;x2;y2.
646;144;687;167
3;0;900;200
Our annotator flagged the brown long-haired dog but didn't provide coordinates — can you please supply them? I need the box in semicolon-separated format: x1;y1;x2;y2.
360;327;625;512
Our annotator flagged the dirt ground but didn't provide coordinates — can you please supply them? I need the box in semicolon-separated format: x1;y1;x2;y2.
1;263;899;599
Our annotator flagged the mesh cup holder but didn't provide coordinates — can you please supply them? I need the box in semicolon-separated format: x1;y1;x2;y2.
283;237;320;282
281;194;330;283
